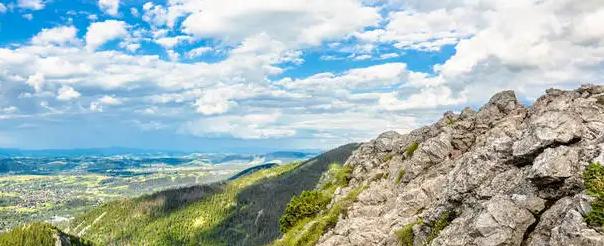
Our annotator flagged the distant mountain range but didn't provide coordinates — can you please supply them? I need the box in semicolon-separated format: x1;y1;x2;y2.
0;147;322;158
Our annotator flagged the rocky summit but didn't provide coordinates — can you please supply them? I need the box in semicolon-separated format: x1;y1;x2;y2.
316;85;604;246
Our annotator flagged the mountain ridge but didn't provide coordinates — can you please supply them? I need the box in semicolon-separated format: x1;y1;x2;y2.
309;84;604;245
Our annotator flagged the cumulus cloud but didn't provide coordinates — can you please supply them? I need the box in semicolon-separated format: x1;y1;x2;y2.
162;0;380;47
98;0;119;16
26;73;45;92
428;0;604;101
186;46;212;58
193;84;262;115
85;20;128;51
1;106;18;114
56;86;81;101
89;95;122;112
278;63;410;92
376;8;478;51
31;26;79;46
18;0;44;10
182;0;380;44
2;0;604;147
154;35;192;49
378;86;466;111
182;113;296;139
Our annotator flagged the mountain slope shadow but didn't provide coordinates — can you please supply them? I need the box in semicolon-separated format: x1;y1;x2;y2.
205;143;359;245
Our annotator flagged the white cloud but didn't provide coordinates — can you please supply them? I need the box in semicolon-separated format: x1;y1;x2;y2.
142;2;181;28
428;0;604;102
124;43;140;52
175;0;380;46
99;95;122;105
0;3;7;13
279;62;410;92
378;86;466;111
1;106;18;114
89;95;122;112
192;84;262;115
378;8;478;51
130;7;139;17
379;53;399;59
31;26;79;46
85;20;128;51
186;46;212;58
22;13;33;20
98;0;120;16
18;0;44;10
155;35;192;49
3;0;604;146
182;113;296;139
56;86;81;101
26;73;45;92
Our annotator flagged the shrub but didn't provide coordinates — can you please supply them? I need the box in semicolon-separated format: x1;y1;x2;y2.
384;153;394;162
395;220;420;246
446;118;456;126
276;185;366;246
405;142;419;157
426;211;455;244
395;169;405;184
279;190;331;232
584;162;604;227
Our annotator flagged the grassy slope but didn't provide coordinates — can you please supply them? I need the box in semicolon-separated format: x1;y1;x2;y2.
67;143;358;245
274;164;365;246
206;143;359;246
0;222;92;246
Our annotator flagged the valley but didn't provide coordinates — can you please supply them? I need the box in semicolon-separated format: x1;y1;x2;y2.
0;151;316;232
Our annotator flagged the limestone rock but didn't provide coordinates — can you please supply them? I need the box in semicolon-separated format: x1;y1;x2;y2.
314;85;604;246
528;146;579;185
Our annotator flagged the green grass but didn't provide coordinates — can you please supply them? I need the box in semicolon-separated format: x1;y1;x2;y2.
275;185;365;246
395;169;405;184
384;153;394;162
319;163;353;193
279;190;331;232
445;118;456;125
279;163;352;233
68;163;299;245
405;142;419;157
425;211;455;244
395;220;422;246
275;163;362;246
584;162;604;227
0;222;92;246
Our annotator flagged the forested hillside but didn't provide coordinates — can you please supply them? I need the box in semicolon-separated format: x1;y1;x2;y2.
61;143;358;245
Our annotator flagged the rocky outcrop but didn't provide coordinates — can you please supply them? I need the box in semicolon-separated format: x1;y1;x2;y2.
316;84;604;246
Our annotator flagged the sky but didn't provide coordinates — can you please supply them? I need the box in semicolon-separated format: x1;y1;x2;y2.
0;0;603;152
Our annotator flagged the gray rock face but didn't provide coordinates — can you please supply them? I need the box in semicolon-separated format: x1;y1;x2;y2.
315;85;604;246
512;111;583;158
528;146;579;184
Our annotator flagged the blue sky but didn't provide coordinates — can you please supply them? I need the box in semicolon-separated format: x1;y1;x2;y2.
0;0;602;152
